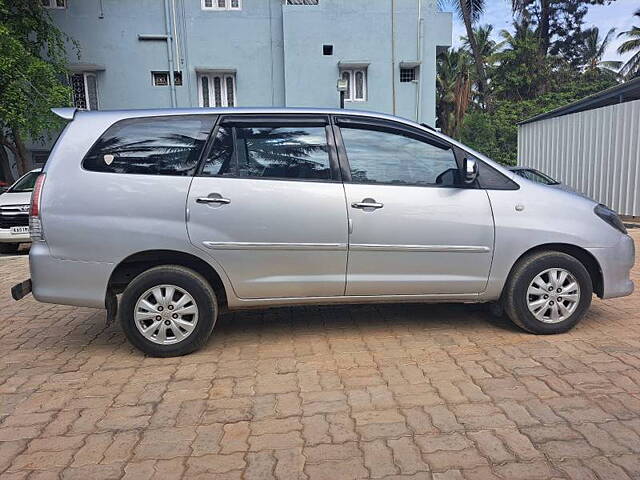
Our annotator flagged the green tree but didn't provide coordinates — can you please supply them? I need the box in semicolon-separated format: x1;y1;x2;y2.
0;0;73;180
436;48;472;137
441;0;491;110
510;0;617;64
617;9;640;79
578;27;621;75
459;73;617;165
492;21;555;100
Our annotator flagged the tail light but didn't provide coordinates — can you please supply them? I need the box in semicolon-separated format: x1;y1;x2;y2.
29;173;46;241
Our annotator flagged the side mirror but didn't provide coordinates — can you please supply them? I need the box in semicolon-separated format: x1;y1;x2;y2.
463;157;478;184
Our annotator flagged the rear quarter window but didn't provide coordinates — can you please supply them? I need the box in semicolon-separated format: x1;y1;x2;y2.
83;115;216;176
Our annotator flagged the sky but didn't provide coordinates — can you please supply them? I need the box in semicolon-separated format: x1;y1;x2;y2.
442;0;638;63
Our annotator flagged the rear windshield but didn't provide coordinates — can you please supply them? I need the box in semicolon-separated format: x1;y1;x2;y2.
83;115;216;176
7;171;40;193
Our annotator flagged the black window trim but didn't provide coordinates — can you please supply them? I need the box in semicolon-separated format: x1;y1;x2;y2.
332;115;468;189
196;114;342;183
81;113;218;177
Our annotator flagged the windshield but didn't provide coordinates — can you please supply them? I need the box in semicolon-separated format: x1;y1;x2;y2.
515;169;560;185
7;171;40;193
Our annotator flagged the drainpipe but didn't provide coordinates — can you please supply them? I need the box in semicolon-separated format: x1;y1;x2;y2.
98;0;104;19
415;0;423;122
179;0;193;105
163;0;177;107
391;0;397;115
171;0;181;70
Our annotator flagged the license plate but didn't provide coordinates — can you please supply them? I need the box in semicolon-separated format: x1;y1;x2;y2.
10;226;29;235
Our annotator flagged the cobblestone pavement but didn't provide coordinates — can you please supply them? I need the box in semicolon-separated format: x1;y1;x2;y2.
0;232;639;480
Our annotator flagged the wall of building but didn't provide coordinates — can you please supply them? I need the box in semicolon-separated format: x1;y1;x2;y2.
282;0;450;125
518;98;640;217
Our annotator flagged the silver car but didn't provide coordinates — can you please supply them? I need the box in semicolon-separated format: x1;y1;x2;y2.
12;107;635;357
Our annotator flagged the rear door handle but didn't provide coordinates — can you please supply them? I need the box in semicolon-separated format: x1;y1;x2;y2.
196;196;231;205
351;200;383;210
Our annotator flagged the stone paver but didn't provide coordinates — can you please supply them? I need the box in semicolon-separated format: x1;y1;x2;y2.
0;231;639;479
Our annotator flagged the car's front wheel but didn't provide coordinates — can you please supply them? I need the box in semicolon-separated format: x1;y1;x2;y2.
503;251;592;334
119;265;217;357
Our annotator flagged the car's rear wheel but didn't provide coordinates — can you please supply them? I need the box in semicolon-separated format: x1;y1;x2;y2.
0;243;20;254
504;251;592;334
119;265;217;357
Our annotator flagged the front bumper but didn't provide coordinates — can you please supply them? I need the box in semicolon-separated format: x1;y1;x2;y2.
0;228;30;244
30;242;114;308
587;234;635;299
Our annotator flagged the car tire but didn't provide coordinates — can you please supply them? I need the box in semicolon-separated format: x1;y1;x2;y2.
504;251;592;334
0;243;20;254
119;265;217;357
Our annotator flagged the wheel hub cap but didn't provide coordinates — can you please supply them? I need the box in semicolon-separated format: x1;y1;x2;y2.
134;285;198;345
526;268;580;324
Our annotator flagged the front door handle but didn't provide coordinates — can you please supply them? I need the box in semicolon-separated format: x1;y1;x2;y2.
351;199;383;210
196;196;231;205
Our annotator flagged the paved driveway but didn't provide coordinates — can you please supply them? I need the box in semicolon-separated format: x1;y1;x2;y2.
1;232;639;480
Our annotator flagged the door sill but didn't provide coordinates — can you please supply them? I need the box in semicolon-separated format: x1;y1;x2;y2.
228;292;482;310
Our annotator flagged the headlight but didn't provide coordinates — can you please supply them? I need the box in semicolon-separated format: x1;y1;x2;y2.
594;204;627;234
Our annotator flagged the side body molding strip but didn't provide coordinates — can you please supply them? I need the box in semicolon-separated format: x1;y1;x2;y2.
203;241;347;251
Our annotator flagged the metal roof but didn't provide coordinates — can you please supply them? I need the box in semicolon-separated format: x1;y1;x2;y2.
519;76;640;125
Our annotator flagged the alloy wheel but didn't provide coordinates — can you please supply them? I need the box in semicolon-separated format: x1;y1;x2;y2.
134;284;199;344
526;268;581;323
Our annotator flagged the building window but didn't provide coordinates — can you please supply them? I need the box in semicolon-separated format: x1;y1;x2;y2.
202;0;241;10
198;73;236;107
152;71;182;86
323;45;333;56
400;67;418;83
42;0;66;8
286;0;320;4
340;68;367;102
70;73;98;110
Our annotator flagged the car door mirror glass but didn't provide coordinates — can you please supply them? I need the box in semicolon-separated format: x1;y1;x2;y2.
463;158;478;184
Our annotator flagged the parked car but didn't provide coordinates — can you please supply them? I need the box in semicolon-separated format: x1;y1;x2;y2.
12;107;634;357
509;166;576;193
0;169;41;254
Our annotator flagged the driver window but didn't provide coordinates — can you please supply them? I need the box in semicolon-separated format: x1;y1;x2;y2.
339;126;459;186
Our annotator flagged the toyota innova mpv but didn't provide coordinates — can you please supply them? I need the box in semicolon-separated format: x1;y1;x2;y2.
12;107;635;357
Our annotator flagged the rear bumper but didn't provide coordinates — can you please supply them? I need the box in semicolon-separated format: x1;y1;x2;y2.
0;228;30;244
30;242;113;308
587;234;635;299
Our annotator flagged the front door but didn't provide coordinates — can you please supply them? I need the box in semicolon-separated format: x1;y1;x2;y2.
187;115;348;299
335;116;495;296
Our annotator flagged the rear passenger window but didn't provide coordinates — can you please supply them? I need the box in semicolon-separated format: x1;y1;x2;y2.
83;115;215;175
236;125;331;181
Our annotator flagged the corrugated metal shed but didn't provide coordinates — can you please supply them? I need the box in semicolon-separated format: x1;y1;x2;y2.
518;88;640;217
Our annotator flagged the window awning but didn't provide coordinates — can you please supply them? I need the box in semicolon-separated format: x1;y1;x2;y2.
338;61;370;69
195;67;237;74
399;61;421;69
69;63;105;72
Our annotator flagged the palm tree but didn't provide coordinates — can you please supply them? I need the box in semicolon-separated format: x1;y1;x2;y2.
618;9;640;79
461;24;500;102
579;27;622;75
436;48;472;137
494;22;552;100
440;0;491;110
